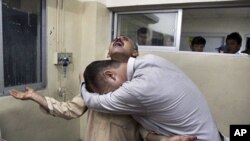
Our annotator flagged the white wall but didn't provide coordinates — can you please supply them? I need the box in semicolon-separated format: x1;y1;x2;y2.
183;18;250;34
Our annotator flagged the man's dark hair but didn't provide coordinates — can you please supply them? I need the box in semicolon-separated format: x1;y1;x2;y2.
137;27;148;36
191;36;206;46
226;32;242;45
84;60;120;92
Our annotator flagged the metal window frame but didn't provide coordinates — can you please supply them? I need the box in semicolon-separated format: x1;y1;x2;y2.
242;34;250;52
113;9;183;52
0;0;3;95
0;0;47;96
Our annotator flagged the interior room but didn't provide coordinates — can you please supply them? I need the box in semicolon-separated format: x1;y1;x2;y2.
0;0;249;141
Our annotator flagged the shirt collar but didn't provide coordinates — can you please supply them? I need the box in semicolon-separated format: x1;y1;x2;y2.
127;57;135;81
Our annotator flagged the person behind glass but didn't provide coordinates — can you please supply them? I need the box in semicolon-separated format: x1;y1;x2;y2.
218;32;242;54
241;38;250;55
137;27;149;45
190;36;206;52
165;36;174;46
9;36;196;141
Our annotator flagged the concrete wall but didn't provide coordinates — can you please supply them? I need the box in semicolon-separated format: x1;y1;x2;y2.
0;0;88;140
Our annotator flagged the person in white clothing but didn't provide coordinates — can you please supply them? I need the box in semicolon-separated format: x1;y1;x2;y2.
81;54;221;141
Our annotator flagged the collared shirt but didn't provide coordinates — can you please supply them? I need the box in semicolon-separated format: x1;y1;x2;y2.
82;54;221;141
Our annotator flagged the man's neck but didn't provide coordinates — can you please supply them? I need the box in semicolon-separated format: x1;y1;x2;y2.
111;54;130;62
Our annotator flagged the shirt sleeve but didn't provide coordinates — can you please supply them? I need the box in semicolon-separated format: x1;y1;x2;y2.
42;94;88;120
81;81;145;115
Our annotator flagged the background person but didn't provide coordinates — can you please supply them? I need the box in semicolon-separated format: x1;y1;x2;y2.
217;32;242;54
190;36;206;52
137;27;149;45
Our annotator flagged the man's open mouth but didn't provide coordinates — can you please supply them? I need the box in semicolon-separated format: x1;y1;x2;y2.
113;38;124;48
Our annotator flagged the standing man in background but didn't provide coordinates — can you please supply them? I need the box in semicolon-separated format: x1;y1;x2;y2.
137;27;149;45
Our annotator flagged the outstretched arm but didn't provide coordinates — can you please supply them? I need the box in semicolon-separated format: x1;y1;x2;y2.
9;73;88;119
10;87;49;111
10;87;87;119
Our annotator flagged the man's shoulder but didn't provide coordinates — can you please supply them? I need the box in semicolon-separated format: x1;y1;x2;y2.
138;54;161;61
140;54;157;58
135;54;155;64
136;54;179;70
133;54;168;69
137;54;167;63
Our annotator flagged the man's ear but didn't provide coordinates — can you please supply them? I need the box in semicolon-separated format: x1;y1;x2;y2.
132;50;139;57
103;70;116;82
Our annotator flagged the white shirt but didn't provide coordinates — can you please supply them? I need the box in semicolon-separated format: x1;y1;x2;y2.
82;54;220;141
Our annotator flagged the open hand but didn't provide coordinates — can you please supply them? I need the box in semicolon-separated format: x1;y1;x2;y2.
9;87;34;100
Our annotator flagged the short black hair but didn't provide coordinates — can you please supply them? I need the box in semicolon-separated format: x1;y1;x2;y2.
137;27;148;36
191;36;206;46
226;32;242;45
84;60;120;92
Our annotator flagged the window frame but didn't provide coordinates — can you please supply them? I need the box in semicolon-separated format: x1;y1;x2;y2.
112;2;250;55
0;0;47;96
113;9;183;52
242;34;250;52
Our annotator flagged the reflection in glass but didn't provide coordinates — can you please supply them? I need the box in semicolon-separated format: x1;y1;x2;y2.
117;12;178;47
2;0;42;87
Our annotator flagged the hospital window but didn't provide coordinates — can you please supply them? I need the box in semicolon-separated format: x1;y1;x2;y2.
114;6;250;53
114;10;182;50
113;10;182;51
0;0;46;96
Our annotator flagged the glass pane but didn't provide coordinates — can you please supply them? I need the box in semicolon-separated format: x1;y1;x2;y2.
2;0;42;87
181;7;250;53
117;12;177;47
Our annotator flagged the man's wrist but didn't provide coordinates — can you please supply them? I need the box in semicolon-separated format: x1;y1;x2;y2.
30;91;39;101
